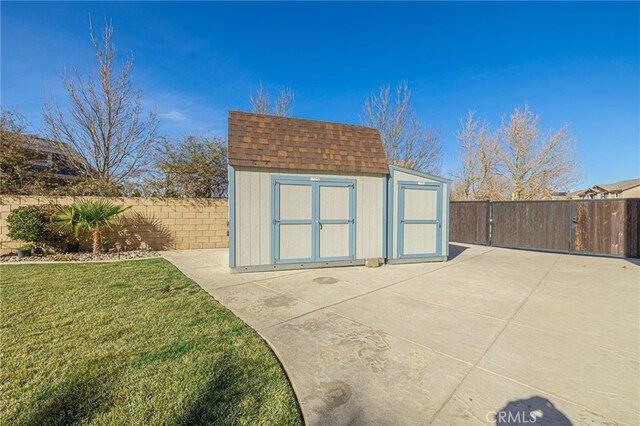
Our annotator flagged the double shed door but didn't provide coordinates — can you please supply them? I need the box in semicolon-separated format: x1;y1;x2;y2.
272;177;355;264
397;181;443;258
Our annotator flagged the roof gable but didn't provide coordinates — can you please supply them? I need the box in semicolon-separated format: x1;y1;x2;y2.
594;178;640;192
227;111;388;175
389;165;452;184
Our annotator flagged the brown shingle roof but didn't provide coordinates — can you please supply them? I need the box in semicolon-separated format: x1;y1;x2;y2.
594;178;640;192
228;111;388;175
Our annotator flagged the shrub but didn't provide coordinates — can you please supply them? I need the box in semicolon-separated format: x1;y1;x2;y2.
6;205;65;250
53;200;130;254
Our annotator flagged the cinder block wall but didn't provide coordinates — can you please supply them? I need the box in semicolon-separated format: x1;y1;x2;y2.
0;196;229;253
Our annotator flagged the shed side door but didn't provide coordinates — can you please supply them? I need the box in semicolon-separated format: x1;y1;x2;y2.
398;182;442;258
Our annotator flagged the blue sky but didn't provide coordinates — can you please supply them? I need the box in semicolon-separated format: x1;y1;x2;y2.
2;1;639;188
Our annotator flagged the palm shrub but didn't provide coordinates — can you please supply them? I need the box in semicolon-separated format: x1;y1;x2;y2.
54;200;130;254
52;205;83;244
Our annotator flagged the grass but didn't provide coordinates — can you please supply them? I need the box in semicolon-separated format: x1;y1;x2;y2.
0;259;302;426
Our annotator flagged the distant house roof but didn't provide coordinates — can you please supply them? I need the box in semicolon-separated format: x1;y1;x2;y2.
227;111;389;175
5;132;88;178
593;178;640;193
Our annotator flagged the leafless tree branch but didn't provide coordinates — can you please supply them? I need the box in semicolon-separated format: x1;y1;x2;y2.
42;19;158;195
363;80;442;174
249;83;294;116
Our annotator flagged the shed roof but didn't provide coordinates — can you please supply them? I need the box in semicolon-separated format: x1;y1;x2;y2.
228;111;388;175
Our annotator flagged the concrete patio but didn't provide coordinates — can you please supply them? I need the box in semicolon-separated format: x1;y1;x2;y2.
162;245;639;425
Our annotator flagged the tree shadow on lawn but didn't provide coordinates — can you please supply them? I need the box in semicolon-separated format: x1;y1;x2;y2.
177;355;260;426
177;354;301;426
21;370;116;426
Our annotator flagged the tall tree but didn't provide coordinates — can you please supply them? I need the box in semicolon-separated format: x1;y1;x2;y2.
147;135;228;198
249;83;294;116
498;105;580;200
43;20;158;196
363;80;442;173
452;111;505;200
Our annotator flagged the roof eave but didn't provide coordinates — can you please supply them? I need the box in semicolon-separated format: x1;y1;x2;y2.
388;165;452;184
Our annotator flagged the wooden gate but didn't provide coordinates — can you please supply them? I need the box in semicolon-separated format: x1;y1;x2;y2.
450;199;640;258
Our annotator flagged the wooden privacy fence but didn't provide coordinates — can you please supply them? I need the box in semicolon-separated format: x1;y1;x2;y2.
450;199;640;258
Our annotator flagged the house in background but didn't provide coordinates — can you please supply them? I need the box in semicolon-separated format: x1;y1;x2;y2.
578;178;640;199
21;135;85;180
1;132;88;194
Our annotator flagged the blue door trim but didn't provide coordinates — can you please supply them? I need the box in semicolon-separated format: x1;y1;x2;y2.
271;177;315;264
228;164;236;268
382;176;387;259
316;179;356;262
445;182;450;257
271;175;356;264
397;181;443;259
386;171;394;258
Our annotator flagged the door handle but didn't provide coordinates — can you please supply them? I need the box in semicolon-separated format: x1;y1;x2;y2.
317;220;323;230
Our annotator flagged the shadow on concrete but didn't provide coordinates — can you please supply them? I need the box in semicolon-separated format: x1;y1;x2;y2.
448;244;469;261
495;396;571;425
624;257;640;267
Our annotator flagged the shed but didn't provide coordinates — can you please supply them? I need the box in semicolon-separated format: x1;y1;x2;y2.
228;111;389;272
386;165;451;263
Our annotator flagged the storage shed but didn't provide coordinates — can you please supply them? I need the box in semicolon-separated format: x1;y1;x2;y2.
386;165;451;263
228;111;389;272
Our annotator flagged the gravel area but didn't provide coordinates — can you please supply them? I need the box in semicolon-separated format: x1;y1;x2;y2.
0;250;160;263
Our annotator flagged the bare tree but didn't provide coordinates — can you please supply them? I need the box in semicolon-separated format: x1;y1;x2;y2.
43;20;158;196
249;83;294;116
452;111;505;200
146;135;228;198
498;105;580;200
363;80;442;173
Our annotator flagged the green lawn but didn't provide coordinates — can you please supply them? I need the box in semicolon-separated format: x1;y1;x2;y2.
0;259;302;426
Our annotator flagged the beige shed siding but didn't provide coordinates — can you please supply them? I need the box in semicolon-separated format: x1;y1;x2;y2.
234;167;385;267
391;169;449;258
